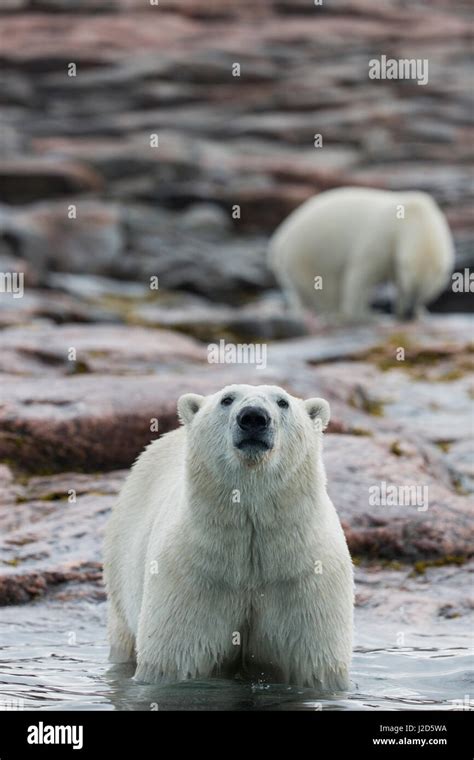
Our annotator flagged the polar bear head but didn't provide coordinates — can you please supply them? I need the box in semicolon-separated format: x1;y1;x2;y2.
178;384;329;483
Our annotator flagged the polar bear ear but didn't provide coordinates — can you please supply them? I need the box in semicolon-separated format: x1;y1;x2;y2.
177;393;205;425
304;397;330;431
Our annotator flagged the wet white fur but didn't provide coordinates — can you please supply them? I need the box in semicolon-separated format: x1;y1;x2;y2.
104;384;353;690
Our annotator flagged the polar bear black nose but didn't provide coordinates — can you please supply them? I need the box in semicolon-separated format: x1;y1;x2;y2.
237;406;270;432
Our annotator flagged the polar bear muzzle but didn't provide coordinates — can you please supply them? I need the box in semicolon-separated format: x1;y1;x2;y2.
233;404;274;460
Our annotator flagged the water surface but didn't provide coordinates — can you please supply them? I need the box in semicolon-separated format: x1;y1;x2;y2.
1;599;472;711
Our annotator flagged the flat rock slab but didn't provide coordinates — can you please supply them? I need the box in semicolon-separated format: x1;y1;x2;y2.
325;435;472;561
0;373;197;472
129;295;305;342
0;469;125;605
303;362;473;445
0;288;118;329
354;560;474;651
0;323;205;375
0;160;103;203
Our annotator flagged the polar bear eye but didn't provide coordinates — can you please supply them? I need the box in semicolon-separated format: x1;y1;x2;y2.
221;396;234;406
277;398;289;408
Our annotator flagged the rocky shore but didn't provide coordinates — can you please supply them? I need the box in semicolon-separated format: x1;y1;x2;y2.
0;0;472;653
1;311;472;617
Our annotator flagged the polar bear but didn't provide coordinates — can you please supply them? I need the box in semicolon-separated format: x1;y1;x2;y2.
104;384;353;691
268;187;454;321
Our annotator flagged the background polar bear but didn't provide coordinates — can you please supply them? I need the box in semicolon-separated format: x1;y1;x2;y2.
104;384;354;691
268;187;454;321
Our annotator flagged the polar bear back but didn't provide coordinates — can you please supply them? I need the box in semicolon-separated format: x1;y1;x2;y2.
268;187;453;317
270;187;396;272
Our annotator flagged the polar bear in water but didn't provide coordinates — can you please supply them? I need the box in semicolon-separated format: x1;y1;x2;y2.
104;384;354;690
268;187;454;321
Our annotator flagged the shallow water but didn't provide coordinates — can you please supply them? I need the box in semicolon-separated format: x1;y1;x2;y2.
1;599;473;711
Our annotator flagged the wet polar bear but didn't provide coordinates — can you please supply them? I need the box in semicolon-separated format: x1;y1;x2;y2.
104;384;353;690
269;187;454;321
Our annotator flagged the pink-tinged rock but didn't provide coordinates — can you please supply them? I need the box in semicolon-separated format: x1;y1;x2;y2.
354;560;474;649
131;294;306;342
0;464;17;508
325;434;472;561
0;325;209;471
0;469;126;604
0;160;103;203
0;13;201;66
219;183;315;231
0;288;118;329
305;359;473;445
0;198;273;298
0;368;278;472
0;564;104;606
0;473;120;599
0;200;122;277
0;323;206;375
266;316;474;442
